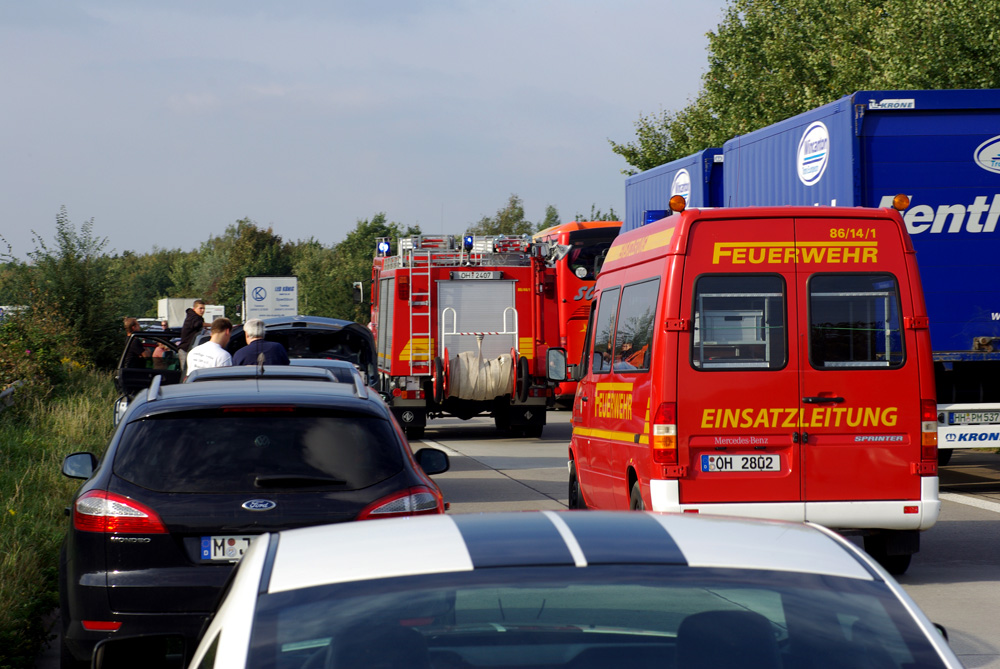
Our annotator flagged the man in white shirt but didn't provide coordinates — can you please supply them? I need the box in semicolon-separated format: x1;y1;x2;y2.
185;318;233;373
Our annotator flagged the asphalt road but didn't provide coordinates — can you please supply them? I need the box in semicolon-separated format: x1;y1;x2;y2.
38;411;1000;667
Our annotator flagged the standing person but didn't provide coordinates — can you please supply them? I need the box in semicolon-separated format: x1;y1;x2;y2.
178;299;207;373
122;317;150;368
232;319;290;366
186;318;233;373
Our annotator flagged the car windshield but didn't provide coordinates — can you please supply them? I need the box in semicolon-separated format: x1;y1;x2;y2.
245;566;946;669
113;408;403;493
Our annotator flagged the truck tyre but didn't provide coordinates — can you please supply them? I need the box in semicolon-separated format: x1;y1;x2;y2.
629;481;645;511
432;357;445;405
515;355;530;403
938;449;953;466
569;461;587;509
405;425;425;440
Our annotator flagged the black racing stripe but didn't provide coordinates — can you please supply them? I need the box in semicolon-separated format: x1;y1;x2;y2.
559;512;687;566
451;513;575;568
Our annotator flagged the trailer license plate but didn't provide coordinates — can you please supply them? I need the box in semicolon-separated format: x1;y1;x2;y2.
701;454;780;472
950;411;1000;425
201;536;254;561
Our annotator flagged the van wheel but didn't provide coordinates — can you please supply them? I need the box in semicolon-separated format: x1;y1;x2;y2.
864;535;913;575
568;462;586;509
629;482;645;510
938;449;953;466
515;356;530;403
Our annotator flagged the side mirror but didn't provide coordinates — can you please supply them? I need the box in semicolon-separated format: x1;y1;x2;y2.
62;452;97;480
414;448;450;475
352;281;364;304
546;347;567;382
93;634;187;669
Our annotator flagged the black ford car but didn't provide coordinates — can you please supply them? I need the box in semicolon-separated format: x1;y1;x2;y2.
59;376;448;667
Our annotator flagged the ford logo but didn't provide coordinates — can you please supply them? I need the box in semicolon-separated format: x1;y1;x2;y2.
974;135;1000;174
242;499;277;511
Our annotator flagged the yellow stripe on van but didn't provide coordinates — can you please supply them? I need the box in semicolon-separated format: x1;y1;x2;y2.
574;426;648;445
605;228;675;263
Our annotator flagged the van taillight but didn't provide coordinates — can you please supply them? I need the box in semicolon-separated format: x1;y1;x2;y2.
73;491;168;534
920;399;938;462
652;402;677;464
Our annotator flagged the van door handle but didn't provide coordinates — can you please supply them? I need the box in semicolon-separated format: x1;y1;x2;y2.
802;396;844;404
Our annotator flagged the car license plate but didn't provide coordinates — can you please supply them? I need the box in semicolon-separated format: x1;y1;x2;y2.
701;454;780;472
201;535;255;562
950;411;1000;425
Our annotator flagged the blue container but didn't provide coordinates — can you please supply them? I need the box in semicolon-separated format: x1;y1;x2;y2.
622;148;723;233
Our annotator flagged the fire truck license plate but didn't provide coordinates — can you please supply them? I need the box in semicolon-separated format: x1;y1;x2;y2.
950;411;1000;425
701;454;780;472
201;535;254;561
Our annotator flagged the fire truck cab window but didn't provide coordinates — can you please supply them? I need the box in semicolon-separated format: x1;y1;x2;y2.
809;274;904;369
591;287;621;374
613;279;659;373
692;275;786;371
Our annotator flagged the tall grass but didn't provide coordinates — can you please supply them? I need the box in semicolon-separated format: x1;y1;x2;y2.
0;368;115;668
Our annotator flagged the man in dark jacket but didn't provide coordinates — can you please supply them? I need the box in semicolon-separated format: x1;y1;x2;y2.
178;300;206;373
232;318;290;366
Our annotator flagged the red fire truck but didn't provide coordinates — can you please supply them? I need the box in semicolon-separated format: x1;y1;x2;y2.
369;233;557;439
532;220;621;406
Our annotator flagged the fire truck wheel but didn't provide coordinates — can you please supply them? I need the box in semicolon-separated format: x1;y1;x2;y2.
568;461;586;509
863;534;913;575
629;482;645;511
515;356;530;403
937;449;953;466
432;357;445;404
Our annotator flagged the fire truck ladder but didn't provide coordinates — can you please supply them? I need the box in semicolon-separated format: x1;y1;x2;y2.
408;248;433;376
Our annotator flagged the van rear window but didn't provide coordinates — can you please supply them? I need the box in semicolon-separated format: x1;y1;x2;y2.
809;274;904;369
692;275;786;370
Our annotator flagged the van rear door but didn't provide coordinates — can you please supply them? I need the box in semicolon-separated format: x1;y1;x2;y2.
676;217;804;506
794;217;921;503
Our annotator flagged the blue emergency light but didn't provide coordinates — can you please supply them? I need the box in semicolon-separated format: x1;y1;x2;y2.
463;235;474;251
377;241;390;256
643;210;669;226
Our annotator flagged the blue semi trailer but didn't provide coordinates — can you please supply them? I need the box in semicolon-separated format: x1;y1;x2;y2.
624;89;1000;456
622;148;724;232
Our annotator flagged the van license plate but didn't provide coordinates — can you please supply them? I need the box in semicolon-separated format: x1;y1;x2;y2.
950;411;1000;425
201;536;254;561
701;454;780;472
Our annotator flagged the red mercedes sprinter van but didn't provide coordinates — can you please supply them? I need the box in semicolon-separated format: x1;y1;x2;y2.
565;199;938;573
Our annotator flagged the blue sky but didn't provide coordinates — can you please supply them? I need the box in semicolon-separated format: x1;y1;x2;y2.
0;1;727;259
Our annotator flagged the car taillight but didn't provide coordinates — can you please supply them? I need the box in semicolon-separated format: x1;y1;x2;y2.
920;399;938;465
652;402;677;464
73;490;168;534
358;486;443;519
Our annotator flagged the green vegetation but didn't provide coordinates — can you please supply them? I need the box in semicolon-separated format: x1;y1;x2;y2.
0;367;115;667
610;0;1000;172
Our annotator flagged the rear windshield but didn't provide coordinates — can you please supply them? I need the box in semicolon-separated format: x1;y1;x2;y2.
114;408;403;493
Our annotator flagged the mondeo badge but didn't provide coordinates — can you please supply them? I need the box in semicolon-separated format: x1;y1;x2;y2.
242;499;277;511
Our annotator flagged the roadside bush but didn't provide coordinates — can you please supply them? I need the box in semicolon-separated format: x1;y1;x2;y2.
0;366;114;667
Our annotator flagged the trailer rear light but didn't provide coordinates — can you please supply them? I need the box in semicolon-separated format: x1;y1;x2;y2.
398;389;424;400
358;486;444;519
652;402;677;464
74;491;168;534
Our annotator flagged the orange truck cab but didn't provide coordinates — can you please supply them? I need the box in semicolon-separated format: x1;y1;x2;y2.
558;202;939;574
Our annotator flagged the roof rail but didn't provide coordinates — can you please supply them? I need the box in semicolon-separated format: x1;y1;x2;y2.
353;373;367;399
147;374;164;403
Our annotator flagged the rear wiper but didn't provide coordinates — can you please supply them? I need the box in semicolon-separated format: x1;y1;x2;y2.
254;474;347;488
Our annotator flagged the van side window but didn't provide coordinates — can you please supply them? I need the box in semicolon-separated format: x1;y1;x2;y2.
809;274;904;369
613;279;659;373
692;275;786;370
591;287;621;374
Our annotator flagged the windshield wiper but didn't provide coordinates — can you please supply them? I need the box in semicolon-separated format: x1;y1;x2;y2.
254;474;347;488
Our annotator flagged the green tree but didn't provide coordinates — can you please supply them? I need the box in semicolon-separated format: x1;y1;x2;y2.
215;219;293;321
289;238;340;318
610;0;1000;173
574;205;620;222
537;205;561;233
327;214;420;323
108;247;186;319
467;194;535;236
